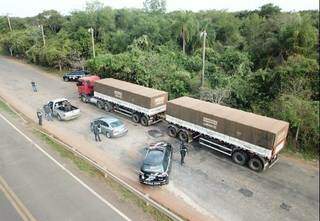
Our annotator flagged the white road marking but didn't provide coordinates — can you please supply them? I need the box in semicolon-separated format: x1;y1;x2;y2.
0;112;131;221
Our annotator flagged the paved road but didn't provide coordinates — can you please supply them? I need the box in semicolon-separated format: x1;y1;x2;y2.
0;114;130;221
0;56;319;221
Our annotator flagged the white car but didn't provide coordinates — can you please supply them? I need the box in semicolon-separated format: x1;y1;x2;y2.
47;98;80;121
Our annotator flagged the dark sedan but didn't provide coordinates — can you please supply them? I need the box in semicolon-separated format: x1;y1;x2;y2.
63;70;90;81
139;142;173;186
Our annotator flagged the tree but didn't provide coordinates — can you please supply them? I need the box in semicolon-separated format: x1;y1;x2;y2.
259;3;281;18
143;0;166;13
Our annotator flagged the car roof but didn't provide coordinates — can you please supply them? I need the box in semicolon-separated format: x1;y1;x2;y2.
94;116;121;124
50;98;68;103
144;149;165;164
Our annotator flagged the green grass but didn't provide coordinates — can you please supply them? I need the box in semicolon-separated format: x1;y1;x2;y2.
32;130;174;221
0;99;17;117
282;140;319;161
33;130;100;176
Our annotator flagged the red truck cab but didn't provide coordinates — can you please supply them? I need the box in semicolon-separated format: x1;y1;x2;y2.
77;75;100;96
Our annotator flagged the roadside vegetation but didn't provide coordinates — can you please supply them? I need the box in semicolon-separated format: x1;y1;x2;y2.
0;0;318;159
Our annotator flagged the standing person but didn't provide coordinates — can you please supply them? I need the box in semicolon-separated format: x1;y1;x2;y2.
43;104;49;121
180;141;188;165
48;105;53;121
36;109;43;126
93;123;101;142
31;81;37;92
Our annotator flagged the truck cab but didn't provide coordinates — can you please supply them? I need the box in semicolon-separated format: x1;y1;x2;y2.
77;75;100;98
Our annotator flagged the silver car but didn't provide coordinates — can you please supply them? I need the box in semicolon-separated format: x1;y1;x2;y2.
90;116;128;138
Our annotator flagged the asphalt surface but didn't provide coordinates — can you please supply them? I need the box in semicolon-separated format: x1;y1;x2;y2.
0;56;319;221
0;191;23;221
0;114;129;221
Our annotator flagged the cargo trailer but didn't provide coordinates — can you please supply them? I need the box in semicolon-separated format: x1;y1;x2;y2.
166;96;289;172
77;76;168;126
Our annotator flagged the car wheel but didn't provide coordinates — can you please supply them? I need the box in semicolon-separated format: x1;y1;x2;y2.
165;176;169;185
97;101;104;109
248;156;264;172
132;113;140;123
167;126;177;137
57;114;62;121
232;150;248;166
140;115;149;126
178;130;189;143
63;77;69;82
106;132;111;138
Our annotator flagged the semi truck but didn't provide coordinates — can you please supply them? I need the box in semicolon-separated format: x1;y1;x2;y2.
77;76;168;126
76;76;289;171
166;96;289;172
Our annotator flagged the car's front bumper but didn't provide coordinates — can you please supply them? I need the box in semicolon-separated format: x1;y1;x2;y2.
139;174;168;186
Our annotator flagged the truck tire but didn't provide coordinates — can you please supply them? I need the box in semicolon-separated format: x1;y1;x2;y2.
167;126;177;137
232;150;248;166
178;130;189;143
97;101;104;109
132;113;140;123
81;95;88;103
248;156;264;172
140;115;149;126
104;102;113;112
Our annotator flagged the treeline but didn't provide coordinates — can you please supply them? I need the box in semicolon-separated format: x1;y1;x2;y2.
0;1;319;157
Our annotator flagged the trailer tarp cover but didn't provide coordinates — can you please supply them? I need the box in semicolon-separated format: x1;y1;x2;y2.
167;96;289;150
94;78;168;109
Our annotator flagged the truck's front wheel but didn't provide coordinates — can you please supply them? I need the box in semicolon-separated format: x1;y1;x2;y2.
248;156;264;172
81;95;88;103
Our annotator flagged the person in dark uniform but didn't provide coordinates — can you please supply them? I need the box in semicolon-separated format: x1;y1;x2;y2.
180;141;188;165
93;123;101;142
36;109;43;126
31;81;37;92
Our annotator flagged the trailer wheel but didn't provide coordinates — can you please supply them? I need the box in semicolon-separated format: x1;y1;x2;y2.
248;156;264;172
97;101;104;109
178;130;189;143
105;102;113;112
232;150;248;166
132;113;140;123
167;126;177;137
140;115;149;126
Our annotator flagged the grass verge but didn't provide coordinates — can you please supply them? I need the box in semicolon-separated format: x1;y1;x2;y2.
282;141;319;161
0;99;17;117
32;130;174;221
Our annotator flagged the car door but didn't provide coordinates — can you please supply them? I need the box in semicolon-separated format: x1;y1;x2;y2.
100;121;110;134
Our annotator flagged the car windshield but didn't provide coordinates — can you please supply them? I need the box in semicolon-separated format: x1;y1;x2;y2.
110;120;123;128
142;150;164;173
